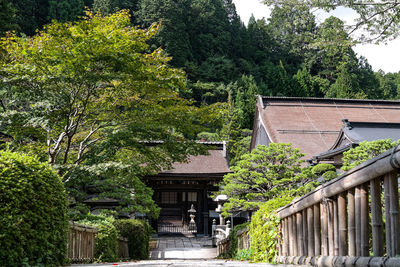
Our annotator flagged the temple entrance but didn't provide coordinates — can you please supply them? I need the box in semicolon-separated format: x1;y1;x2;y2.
156;191;199;236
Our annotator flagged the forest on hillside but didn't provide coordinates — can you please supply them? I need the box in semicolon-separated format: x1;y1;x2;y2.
1;0;400;163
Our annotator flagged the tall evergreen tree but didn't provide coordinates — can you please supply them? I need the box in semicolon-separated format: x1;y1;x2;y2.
48;0;84;22
0;0;17;35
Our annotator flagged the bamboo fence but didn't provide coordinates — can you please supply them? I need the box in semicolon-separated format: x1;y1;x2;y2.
276;146;400;266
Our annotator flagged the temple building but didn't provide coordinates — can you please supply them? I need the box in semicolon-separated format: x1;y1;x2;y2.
313;120;400;167
250;96;400;163
145;141;230;236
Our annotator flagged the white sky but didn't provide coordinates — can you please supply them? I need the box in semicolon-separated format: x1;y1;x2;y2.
232;0;400;73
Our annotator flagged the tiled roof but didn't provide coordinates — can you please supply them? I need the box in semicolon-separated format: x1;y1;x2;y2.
314;120;400;160
252;96;400;160
160;150;230;175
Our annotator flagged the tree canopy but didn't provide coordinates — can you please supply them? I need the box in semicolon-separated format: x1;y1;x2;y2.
262;0;400;43
0;10;222;217
218;143;317;215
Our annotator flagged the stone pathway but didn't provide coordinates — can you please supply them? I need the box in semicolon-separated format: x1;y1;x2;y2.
71;260;285;266
150;236;216;260
70;236;306;266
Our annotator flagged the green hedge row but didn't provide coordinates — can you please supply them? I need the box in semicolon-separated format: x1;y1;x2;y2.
0;151;68;266
78;214;153;262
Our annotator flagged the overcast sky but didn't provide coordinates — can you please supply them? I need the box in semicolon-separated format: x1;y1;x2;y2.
232;0;400;73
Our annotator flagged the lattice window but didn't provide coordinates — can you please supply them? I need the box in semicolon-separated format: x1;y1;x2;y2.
161;192;177;204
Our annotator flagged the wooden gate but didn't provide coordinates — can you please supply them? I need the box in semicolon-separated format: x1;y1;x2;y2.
157;216;197;235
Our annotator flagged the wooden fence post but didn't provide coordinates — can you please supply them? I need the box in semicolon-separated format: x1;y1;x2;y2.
384;173;393;256
338;192;347;256
302;209;308;256
288;215;294;255
348;188;356;256
388;171;400;256
370;178;384;257
307;206;314;256
333;198;339;256
328;200;334;256
321;202;328;256
293;214;298;256
314;204;321;256
297;212;304;256
355;186;361;256
360;183;369;256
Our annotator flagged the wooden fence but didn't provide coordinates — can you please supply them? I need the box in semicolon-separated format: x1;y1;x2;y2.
276;147;400;266
68;222;130;262
118;237;129;260
216;227;250;257
68;222;97;263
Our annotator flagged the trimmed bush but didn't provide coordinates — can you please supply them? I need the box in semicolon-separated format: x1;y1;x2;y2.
0;151;68;266
113;219;153;260
78;214;118;262
311;163;336;176
322;170;338;181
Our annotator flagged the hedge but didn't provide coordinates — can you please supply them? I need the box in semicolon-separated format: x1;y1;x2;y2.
113;219;153;260
78;214;118;262
0;151;68;266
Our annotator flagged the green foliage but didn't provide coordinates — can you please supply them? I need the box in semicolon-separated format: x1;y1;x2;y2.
248;195;293;263
78;214;118;262
219;143;306;215
1;10;222;217
342;139;399;171
0;150;68;266
311;163;336;176
0;0;17;35
224;222;250;259
322;170;338;181
234;248;253;261
113;219;153;260
263;0;400;43
48;0;84;22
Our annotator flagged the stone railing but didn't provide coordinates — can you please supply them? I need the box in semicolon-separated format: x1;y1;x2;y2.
276;147;400;266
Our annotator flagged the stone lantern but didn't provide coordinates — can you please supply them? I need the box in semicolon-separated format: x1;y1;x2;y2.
214;194;228;225
188;204;196;224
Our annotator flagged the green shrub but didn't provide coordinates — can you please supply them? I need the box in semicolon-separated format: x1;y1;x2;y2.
226;222;250;259
0;150;68;266
78;214;118;262
249;195;294;263
342;139;398;171
322;170;338;181
234;248;253;261
113;219;153;260
311;163;336;176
